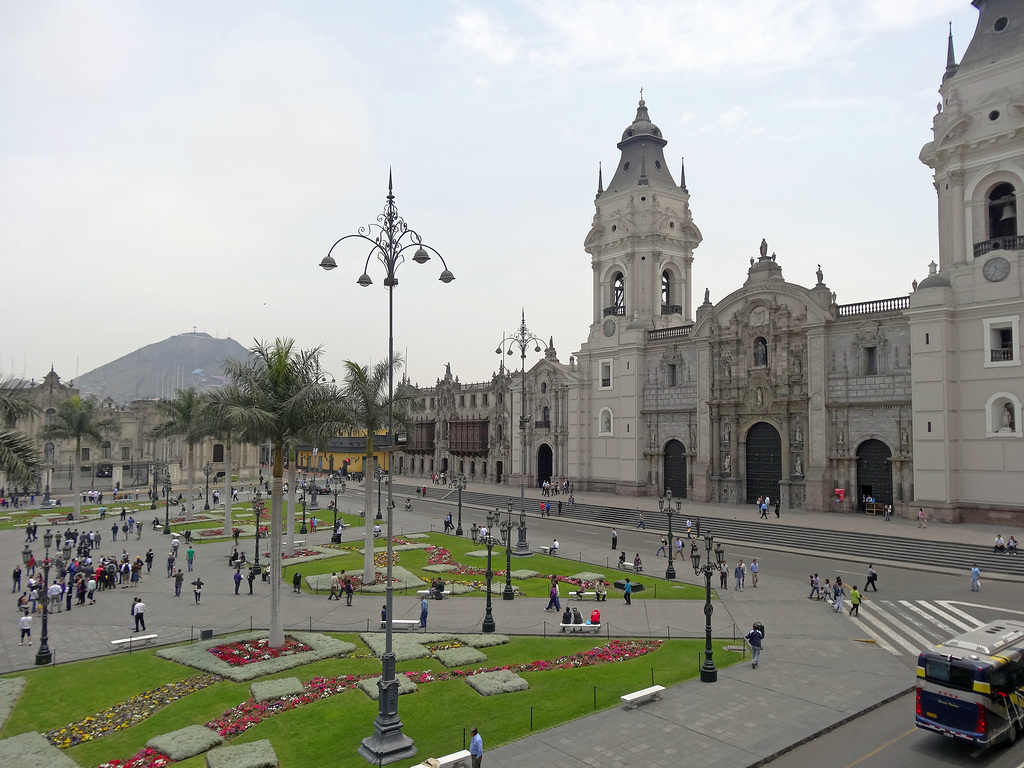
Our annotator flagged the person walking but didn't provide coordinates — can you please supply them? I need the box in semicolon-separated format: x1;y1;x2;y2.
774;497;781;518
685;519;693;538
345;576;354;606
12;565;21;593
469;727;483;768
174;569;185;597
833;579;845;613
132;597;146;632
623;578;633;605
166;552;175;578
191;577;204;604
745;623;763;669
329;572;341;600
865;564;878;591
719;560;728;589
545;580;561;612
734;560;746;591
636;510;645;529
808;573;820;600
292;571;302;594
247;568;256;595
18;612;31;646
145;549;154;573
971;564;981;592
918;508;927;528
610;529;617;550
656;536;667;557
234;570;242;595
419;595;428;628
848;585;861;617
750;559;759;588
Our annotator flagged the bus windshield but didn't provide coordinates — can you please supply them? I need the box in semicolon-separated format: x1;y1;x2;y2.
924;657;977;692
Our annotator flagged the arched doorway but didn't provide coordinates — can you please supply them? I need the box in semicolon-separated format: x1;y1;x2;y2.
856;439;893;509
663;439;687;498
745;422;781;503
537;444;553;485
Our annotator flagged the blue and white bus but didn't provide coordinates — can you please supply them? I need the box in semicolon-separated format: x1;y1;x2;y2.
916;619;1024;746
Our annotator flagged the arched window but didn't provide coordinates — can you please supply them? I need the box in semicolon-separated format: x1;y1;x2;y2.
612;272;625;313
497;423;504;441
101;440;112;459
989;183;1017;240
542;406;550;423
599;407;614;436
45;408;55;426
662;271;671;305
44;442;55;462
753;337;769;367
213;444;224;463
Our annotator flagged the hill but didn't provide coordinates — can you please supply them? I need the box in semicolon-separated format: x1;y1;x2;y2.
76;332;251;403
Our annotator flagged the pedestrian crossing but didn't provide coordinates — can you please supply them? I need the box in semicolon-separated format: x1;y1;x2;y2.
843;598;1004;657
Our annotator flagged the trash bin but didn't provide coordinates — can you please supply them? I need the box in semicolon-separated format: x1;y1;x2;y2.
200;629;214;641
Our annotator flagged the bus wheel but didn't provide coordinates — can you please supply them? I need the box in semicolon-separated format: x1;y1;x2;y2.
1008;721;1020;745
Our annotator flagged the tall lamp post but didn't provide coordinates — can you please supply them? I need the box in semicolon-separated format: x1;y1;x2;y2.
202;462;213;511
25;530;54;665
300;488;308;535
482;509;497;632
495;312;544;544
455;474;466;536
331;486;341;544
658;489;682;580
375;469;383;520
501;499;515;600
163;474;172;535
150;460;158;510
690;532;725;683
321;172;454;766
251;491;263;575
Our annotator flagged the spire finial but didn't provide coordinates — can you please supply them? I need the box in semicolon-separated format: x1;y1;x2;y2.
680;157;687;192
640;86;643;102
943;22;958;82
597;161;604;196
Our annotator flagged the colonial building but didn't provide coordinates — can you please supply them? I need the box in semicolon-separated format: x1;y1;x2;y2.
398;4;1023;520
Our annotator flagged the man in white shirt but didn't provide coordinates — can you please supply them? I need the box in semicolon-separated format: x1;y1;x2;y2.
47;581;62;613
18;613;31;645
132;597;146;632
550;538;559;556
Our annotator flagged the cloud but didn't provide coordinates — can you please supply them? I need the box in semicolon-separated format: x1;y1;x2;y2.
448;7;518;65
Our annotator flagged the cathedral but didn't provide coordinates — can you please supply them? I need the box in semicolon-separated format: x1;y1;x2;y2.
397;1;1023;524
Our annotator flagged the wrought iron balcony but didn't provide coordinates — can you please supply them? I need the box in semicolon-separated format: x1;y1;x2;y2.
534;420;551;429
991;348;1015;362
974;235;1024;258
603;305;625;317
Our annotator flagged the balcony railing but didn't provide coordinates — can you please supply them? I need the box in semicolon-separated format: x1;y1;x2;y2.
648;325;693;341
534;420;551;429
836;296;909;317
603;305;626;317
974;235;1024;258
991;348;1016;362
661;304;682;316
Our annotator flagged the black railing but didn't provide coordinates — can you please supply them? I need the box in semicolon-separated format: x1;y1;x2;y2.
991;348;1015;362
534;420;551;429
974;235;1024;257
648;325;693;341
661;304;682;316
603;305;626;317
836;296;910;317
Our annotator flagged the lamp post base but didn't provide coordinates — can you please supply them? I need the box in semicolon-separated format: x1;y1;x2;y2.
34;647;52;666
700;665;718;683
163;525;171;535
358;723;417;766
665;563;676;580
482;613;496;633
455;525;463;536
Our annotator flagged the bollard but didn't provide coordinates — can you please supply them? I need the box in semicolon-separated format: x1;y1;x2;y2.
250;616;253;631
593;685;597;709
651;668;655;686
530;706;534;731
309;616;313;631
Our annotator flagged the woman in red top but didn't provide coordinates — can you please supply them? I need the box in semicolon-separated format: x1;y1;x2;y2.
590;609;601;624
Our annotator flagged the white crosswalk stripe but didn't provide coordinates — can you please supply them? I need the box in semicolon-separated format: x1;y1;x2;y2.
847;599;989;658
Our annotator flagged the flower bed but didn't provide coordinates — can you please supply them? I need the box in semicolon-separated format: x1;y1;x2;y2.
199;529;225;538
209;637;312;667
46;675;221;748
281;549;322;560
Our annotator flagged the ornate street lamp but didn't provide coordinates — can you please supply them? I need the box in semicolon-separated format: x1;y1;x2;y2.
300;488;308;535
455;474;467;536
690;532;725;683
150;460;158;510
496;312;543;554
501;499;515;600
331;486;341;544
251;491;263;575
33;529;54;665
375;469;383;520
322;172;454;766
202;462;213;511
482;509;497;633
658;488;682;580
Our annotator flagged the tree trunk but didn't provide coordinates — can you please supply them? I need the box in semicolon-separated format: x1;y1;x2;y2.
73;438;82;520
270;439;285;648
185;443;195;521
286;452;297;557
223;434;232;533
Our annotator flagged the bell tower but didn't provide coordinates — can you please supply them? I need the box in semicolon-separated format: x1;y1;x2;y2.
584;99;702;335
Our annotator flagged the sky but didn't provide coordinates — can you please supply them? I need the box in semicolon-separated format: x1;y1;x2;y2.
0;0;981;391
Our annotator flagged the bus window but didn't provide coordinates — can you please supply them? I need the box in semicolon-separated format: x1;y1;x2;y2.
924;658;977;691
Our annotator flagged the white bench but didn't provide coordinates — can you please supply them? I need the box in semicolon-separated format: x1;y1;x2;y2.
540;546;559;555
621;684;665;709
572;592;597;601
293;539;306;547
110;634;158;651
560;622;601;634
416;589;454;598
412;749;472;768
382;619;420;630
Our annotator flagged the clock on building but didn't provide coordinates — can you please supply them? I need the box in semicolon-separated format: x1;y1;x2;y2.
982;256;1010;282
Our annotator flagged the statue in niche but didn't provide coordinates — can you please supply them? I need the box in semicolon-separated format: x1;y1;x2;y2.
793;355;802;375
756;387;764;408
794;454;803;476
690;425;697;448
601;411;612;434
722;452;731;474
753;338;768;367
794;421;802;444
723;422;731;445
723;357;732;381
1003;403;1016;431
837;428;845;446
901;426;909;445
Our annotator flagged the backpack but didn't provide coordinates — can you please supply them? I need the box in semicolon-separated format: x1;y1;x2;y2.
753;621;765;638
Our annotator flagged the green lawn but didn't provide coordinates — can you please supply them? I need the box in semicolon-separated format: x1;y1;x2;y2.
2;633;741;768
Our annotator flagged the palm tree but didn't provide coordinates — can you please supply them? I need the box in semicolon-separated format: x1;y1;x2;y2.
154;388;207;521
339;356;421;581
0;377;41;486
220;338;343;647
39;395;121;519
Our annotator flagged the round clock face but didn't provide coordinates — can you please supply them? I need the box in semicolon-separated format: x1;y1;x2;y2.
983;256;1010;282
602;318;616;337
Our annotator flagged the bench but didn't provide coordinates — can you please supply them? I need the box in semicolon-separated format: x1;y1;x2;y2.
416;589;454;598
292;539;306;547
110;634;158;651
572;592;597;601
540;546;558;556
621;684;665;709
382;619;420;630
560;622;601;634
412;749;472;768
